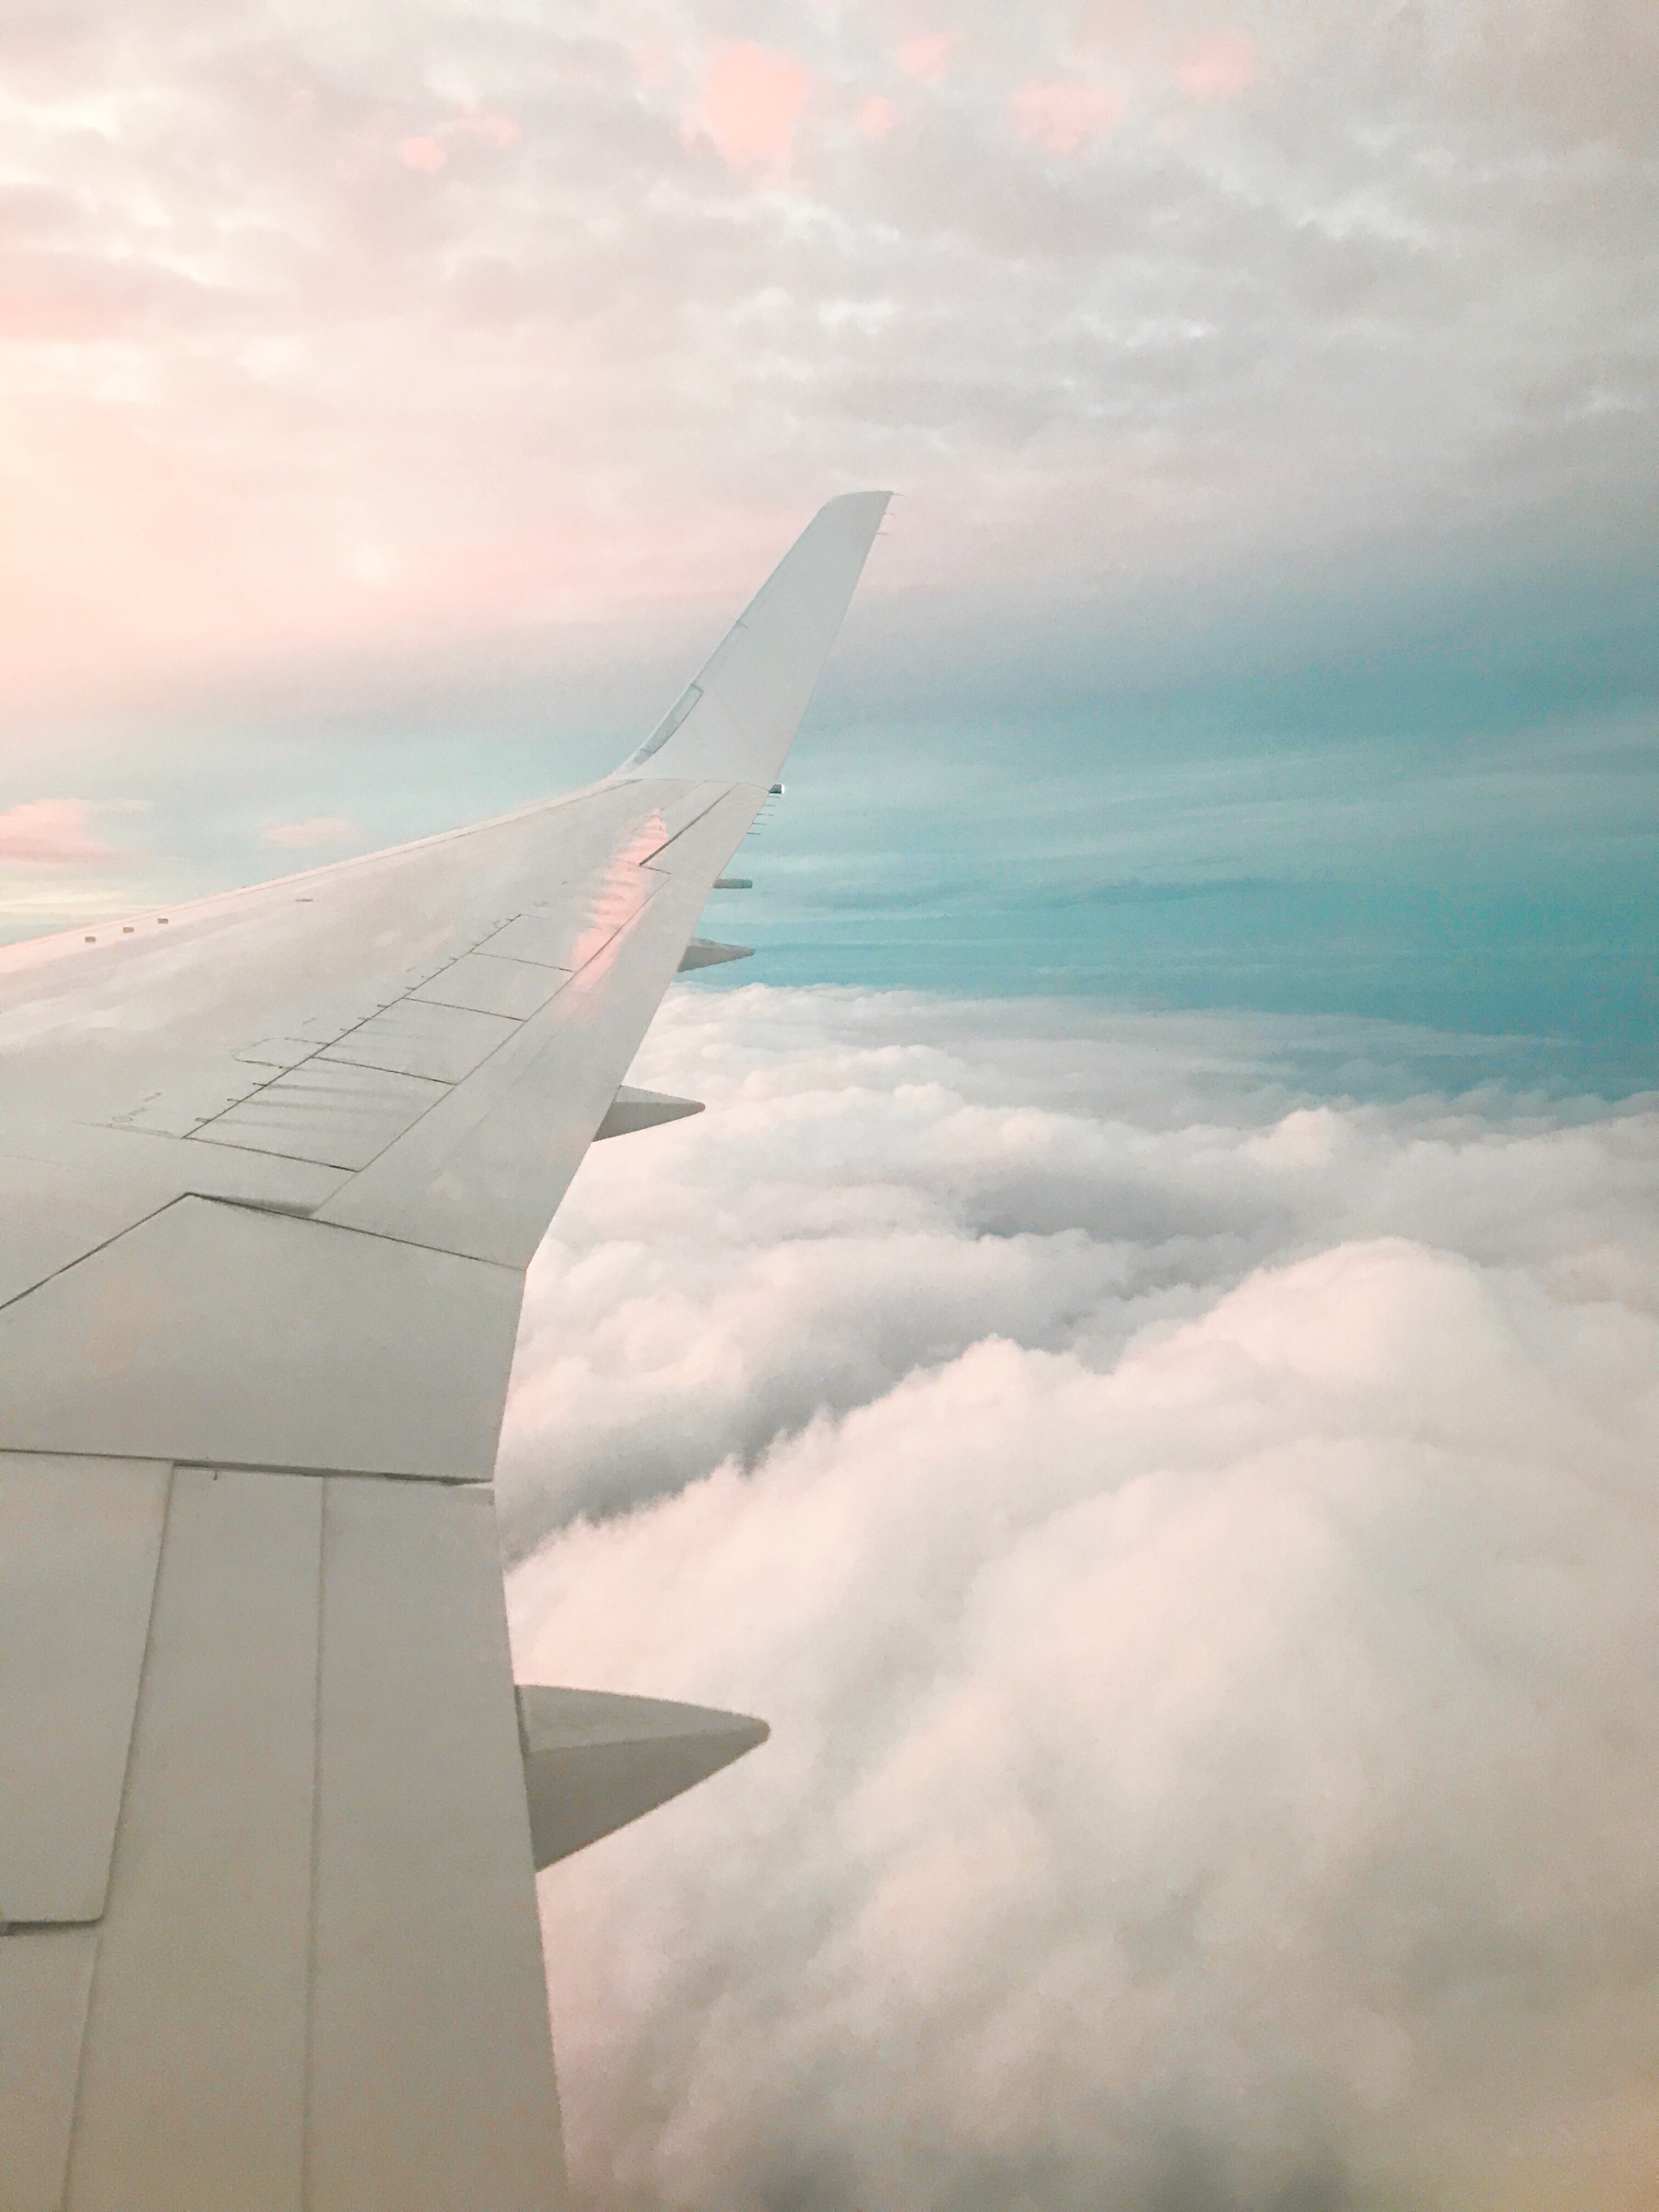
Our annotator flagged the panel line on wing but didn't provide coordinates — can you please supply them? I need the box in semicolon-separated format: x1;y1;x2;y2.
0;495;894;2208
0;1457;173;1927
410;953;567;1022
318;1002;519;1087
174;829;681;1178
63;1466;323;2207
0;1196;194;1320
630;788;732;863
0;1198;524;1481
300;1464;326;2203
313;787;759;1268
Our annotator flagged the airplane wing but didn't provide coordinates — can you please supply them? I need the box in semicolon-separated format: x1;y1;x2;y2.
0;490;888;2211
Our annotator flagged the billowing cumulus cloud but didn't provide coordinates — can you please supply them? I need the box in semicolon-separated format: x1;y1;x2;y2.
503;983;1659;2210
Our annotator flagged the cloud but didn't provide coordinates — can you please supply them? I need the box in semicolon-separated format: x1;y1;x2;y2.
450;110;521;150
684;43;812;180
858;93;899;140
631;44;676;95
1178;31;1257;103
400;110;523;172
398;135;447;173
0;796;116;865
896;32;956;85
0;0;1650;716
503;982;1659;2210
259;814;356;848
1009;77;1125;155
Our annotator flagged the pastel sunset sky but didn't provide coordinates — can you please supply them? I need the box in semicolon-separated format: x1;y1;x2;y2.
5;7;1659;2209
2;0;1653;1070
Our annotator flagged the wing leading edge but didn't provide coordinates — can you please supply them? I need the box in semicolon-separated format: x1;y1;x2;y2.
0;492;888;2210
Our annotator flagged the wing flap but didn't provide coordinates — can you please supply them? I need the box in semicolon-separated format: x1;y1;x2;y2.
0;1200;521;1478
65;1466;320;2212
0;1928;97;2212
307;1480;562;2212
0;1458;170;1924
9;1465;562;2211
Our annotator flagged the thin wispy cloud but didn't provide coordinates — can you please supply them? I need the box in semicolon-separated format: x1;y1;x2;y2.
0;796;116;865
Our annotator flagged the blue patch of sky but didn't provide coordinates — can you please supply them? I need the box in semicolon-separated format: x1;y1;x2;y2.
718;700;1657;1094
702;554;1659;1092
5;567;1654;1096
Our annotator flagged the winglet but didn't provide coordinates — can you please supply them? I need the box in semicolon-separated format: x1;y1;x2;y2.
617;490;889;787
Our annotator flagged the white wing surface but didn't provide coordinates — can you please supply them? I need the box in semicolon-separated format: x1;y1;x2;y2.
0;490;888;2210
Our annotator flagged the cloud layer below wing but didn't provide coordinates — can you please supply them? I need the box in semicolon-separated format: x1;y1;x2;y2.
504;984;1659;2211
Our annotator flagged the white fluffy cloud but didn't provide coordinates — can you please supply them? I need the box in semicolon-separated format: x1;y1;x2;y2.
504;983;1659;2210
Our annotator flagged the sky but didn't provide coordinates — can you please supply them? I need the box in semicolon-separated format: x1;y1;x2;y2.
3;1;1658;2206
2;0;1655;1069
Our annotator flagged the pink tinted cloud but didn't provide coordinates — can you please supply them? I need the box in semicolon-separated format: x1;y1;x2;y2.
685;43;811;180
631;43;675;93
1179;31;1257;103
1075;0;1150;42
859;94;900;140
261;815;356;849
0;797;114;865
897;32;955;85
451;110;521;149
1009;78;1124;156
399;112;521;174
